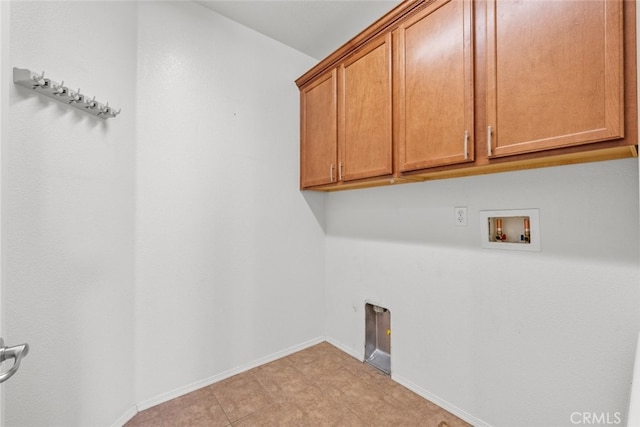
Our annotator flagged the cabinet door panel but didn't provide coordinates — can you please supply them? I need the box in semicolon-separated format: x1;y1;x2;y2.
340;33;393;182
300;70;337;188
397;0;474;172
487;0;624;158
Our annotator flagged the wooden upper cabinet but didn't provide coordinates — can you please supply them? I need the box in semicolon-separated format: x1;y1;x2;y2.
486;0;624;158
339;33;393;182
297;0;635;191
395;0;474;172
300;69;337;188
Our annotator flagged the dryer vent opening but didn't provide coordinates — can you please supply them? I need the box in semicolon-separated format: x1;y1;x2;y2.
365;303;391;375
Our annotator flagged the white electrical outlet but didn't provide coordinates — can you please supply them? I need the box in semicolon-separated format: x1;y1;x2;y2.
454;207;467;226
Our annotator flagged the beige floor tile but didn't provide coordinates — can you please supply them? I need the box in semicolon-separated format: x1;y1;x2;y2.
124;413;164;427
210;375;274;422
315;376;359;400
292;395;365;426
126;342;471;427
253;364;306;396
125;405;164;427
160;401;224;426
232;402;305;426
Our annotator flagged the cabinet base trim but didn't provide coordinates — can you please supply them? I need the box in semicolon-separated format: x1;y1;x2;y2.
302;146;637;192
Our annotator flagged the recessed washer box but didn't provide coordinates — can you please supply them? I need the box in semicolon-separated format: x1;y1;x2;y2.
480;209;540;252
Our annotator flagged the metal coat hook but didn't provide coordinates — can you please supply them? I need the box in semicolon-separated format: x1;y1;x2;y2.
85;96;98;109
52;81;68;96
97;102;109;116
31;71;47;89
98;103;121;119
68;88;83;104
13;67;121;120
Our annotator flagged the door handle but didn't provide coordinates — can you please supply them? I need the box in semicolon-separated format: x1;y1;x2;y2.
0;338;29;383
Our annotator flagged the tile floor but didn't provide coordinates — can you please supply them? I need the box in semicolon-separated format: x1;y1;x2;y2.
125;342;471;426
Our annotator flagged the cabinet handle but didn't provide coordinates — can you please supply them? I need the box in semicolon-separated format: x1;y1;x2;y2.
338;162;343;181
487;126;493;157
464;130;469;160
330;163;335;182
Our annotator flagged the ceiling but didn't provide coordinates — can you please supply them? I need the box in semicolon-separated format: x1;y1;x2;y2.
195;1;401;60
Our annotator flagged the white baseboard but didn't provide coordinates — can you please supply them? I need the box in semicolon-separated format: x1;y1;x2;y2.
110;406;137;427
326;336;363;361
393;374;492;427
627;332;640;427
134;336;325;413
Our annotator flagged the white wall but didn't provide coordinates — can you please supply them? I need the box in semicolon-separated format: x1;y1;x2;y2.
134;1;325;406
4;1;325;423
5;1;137;426
324;158;640;427
0;0;8;422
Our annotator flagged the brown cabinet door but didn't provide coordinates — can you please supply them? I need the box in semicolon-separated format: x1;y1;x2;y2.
486;0;624;158
339;33;393;182
396;0;474;172
300;69;338;188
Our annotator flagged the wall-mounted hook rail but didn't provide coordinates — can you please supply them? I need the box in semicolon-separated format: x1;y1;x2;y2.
13;67;120;120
